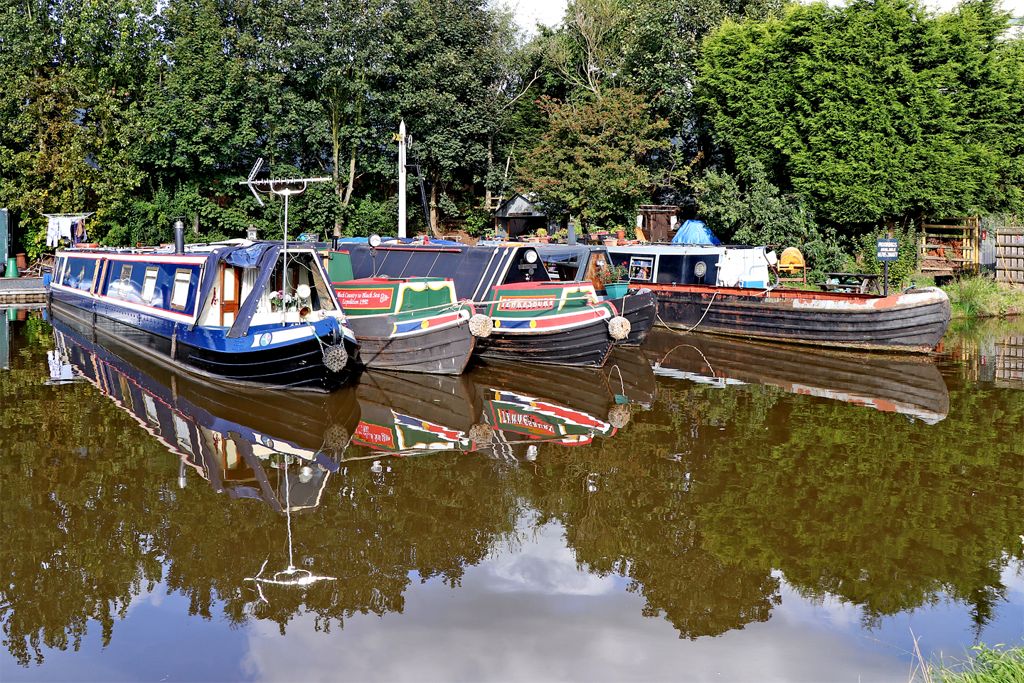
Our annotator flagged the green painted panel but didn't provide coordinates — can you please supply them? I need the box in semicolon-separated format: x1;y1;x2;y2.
0;209;9;264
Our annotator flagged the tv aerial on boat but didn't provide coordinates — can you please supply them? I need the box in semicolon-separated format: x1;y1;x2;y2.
240;158;333;321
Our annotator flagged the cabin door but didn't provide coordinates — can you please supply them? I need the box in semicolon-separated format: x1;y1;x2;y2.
585;252;608;291
220;266;241;326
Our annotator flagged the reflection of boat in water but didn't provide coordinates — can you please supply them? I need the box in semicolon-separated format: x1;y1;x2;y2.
644;329;950;423
351;353;657;460
49;313;361;511
353;371;480;455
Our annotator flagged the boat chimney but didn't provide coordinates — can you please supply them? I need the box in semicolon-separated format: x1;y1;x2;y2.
173;218;186;254
247;225;258;241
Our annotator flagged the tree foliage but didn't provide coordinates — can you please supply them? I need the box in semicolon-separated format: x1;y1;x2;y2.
697;0;1024;230
519;88;669;229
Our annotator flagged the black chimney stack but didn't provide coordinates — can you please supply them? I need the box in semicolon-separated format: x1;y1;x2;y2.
173;218;185;254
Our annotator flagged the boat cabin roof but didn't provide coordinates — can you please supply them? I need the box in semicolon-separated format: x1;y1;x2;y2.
344;243;551;301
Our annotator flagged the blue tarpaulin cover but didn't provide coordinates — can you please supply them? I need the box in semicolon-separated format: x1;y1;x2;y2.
672;220;721;245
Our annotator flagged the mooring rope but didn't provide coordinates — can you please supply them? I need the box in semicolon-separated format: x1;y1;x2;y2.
657;290;718;335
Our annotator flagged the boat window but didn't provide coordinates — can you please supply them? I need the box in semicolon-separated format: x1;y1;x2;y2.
628;256;654;282
269;252;337;313
170;269;193;311
303;253;336;311
542;254;581;281
656;256;685;284
142;267;159;302
119;264;132;281
63;257;98;291
106;267;146;304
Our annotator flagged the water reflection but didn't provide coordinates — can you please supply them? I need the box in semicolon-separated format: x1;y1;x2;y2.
49;315;360;512
942;318;1024;389
644;329;951;423
352;354;654;461
0;312;1021;676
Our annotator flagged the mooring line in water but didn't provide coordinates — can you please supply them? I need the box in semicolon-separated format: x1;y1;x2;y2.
654;343;716;377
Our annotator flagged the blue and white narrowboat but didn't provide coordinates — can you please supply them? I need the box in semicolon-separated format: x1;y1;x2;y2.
49;240;360;391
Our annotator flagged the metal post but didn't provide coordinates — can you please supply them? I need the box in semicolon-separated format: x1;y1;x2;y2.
282;193;289;325
398;120;407;239
883;261;889;297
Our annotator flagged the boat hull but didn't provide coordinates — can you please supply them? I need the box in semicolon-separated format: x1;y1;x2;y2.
651;285;950;353
475;315;615;367
608;289;657;346
50;290;360;392
347;311;475;375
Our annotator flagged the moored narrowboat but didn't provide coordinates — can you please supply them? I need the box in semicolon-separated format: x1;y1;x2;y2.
341;241;631;367
49;240;360;391
533;244;657;346
475;280;621;367
327;251;478;374
607;244;950;353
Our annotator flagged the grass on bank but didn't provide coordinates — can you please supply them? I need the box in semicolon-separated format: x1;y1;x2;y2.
915;644;1024;683
941;277;1024;319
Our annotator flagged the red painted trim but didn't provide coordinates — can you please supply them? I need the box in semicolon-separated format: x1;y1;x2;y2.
57;251;206;266
494;308;606;328
651;283;881;302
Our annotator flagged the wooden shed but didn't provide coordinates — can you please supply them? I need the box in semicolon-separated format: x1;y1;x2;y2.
637;205;681;243
493;194;547;238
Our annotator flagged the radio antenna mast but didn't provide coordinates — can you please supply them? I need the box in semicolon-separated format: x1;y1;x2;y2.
240;159;332;324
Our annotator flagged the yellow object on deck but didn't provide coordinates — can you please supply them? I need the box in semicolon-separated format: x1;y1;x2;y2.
778;247;806;284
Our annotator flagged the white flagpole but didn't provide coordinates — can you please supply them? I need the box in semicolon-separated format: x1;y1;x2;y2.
398;120;407;239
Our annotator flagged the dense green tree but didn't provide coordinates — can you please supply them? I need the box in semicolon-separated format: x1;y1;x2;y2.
519;88;669;229
697;0;1024;230
693;159;846;274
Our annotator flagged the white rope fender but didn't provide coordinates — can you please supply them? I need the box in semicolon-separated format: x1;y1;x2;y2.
469;313;493;338
608;403;631;428
607;315;631;341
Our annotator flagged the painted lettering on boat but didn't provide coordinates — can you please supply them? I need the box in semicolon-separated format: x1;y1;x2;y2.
494;408;557;436
497;296;556;312
336;287;394;310
354;422;395;448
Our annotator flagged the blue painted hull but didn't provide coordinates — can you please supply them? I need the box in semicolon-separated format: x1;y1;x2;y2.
50;287;360;392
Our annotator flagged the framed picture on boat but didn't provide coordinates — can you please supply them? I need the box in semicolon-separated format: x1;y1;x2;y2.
628;256;654;282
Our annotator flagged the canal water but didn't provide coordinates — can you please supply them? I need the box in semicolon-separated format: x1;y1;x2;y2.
1;309;1021;681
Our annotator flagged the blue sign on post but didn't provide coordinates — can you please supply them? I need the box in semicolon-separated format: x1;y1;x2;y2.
876;238;899;262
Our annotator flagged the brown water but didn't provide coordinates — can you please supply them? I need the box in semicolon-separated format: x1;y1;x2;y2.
1;309;1022;682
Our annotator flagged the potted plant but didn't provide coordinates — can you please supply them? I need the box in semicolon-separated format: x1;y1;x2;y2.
536;227;550;243
596;263;629;298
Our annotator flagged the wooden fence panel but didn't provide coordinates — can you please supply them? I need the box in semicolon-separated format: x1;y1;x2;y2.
995;228;1024;284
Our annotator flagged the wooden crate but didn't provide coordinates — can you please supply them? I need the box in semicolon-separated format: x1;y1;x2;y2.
919;217;980;275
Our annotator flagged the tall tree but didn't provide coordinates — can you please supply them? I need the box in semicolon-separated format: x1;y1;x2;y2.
386;0;503;234
519;88;669;229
